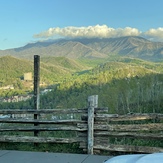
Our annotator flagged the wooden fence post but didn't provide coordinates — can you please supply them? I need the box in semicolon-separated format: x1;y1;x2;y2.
34;55;40;137
87;95;98;154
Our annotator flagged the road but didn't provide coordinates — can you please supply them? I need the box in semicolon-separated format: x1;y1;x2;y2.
0;150;111;163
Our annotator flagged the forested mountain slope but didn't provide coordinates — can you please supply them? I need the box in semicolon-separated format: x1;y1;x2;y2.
0;56;88;87
1;57;162;114
41;56;89;71
77;36;163;59
0;36;163;61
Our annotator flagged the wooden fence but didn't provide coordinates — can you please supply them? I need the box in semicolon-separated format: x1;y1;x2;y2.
0;95;163;154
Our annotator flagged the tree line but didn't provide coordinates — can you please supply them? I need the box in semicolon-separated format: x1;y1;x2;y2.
1;61;162;114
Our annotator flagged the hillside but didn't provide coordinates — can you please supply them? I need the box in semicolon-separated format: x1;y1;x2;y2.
0;36;163;61
0;55;162;112
0;56;88;87
41;56;89;71
1;57;162;114
38;59;163;113
0;56;33;80
76;36;163;60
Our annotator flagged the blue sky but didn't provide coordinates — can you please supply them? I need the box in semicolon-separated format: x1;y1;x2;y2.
0;0;163;50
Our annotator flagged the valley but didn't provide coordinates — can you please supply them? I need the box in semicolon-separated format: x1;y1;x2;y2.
0;36;163;114
0;53;163;114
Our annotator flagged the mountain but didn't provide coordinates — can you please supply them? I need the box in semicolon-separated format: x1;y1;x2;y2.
0;40;107;59
0;56;33;79
75;36;163;60
41;56;89;71
0;56;88;86
0;36;163;61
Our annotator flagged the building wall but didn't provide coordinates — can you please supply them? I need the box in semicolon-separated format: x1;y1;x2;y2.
24;72;32;81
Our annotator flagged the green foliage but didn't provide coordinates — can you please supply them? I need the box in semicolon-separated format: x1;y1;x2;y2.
0;124;82;153
0;55;90;87
37;60;163;114
0;56;163;114
42;56;88;71
0;56;163;153
77;58;106;68
0;142;82;153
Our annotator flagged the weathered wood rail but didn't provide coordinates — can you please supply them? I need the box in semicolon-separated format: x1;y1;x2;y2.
96;113;163;153
0;95;163;154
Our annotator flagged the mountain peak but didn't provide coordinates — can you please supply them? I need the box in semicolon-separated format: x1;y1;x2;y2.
0;36;163;61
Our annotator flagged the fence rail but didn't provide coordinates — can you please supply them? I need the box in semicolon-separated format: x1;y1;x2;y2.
0;95;163;154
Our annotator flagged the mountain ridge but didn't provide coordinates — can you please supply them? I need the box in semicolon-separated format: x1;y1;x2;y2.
0;36;163;61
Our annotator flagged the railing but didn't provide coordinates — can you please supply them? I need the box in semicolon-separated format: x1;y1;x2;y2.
80;112;163;154
0;95;163;154
0;95;106;154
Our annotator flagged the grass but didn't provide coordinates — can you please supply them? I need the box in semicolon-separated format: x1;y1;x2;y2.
0;142;83;153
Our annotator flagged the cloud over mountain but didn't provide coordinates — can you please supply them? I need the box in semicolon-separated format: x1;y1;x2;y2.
144;28;163;41
33;25;163;42
1;36;163;61
33;25;141;39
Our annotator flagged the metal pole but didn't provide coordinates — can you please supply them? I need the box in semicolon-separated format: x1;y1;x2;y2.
34;55;40;137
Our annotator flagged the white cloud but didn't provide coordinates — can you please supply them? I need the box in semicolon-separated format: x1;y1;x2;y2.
144;28;163;41
33;25;141;39
33;25;163;42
